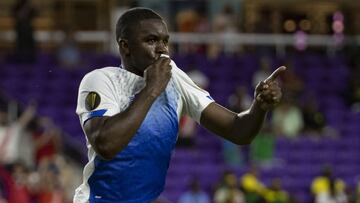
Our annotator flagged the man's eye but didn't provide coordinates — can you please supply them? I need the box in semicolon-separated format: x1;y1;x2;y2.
148;39;156;44
163;39;169;45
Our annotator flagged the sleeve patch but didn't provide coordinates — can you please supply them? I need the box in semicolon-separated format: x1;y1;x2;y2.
85;92;101;111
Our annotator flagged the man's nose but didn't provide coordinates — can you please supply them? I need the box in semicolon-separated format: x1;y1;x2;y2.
156;41;168;54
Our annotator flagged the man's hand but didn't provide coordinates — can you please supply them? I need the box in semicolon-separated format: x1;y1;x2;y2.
254;66;287;111
144;57;172;98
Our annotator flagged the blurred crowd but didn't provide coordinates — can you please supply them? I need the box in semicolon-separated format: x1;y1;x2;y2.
0;97;82;203
178;54;352;159
177;165;360;203
175;54;360;203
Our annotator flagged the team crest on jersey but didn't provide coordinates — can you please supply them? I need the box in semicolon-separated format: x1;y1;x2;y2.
85;92;101;111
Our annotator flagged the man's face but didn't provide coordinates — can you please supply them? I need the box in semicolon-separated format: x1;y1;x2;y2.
127;19;169;75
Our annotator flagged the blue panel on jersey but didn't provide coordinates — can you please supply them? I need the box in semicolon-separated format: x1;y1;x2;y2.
89;109;107;117
88;82;180;202
84;109;107;124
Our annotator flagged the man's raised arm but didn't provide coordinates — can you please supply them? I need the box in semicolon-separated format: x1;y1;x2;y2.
200;66;287;145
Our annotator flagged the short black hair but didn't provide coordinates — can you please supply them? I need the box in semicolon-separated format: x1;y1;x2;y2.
116;7;163;42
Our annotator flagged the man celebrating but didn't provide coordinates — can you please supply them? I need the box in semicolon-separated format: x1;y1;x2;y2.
74;7;286;203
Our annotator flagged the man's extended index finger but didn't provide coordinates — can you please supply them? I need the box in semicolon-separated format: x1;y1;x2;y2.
264;66;287;83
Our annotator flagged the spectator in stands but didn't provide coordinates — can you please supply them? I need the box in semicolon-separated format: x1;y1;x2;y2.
214;171;245;203
176;8;199;33
36;159;64;203
223;139;243;167
193;7;211;54
250;121;275;167
175;8;200;54
54;154;82;203
8;162;32;203
208;4;239;58
57;28;81;69
271;96;304;138
240;166;265;203
12;0;37;63
28;117;62;165
27;153;82;203
0;102;36;166
178;179;210;203
311;166;347;203
263;178;289;203
0;163;32;203
301;93;326;136
315;178;348;203
301;92;338;138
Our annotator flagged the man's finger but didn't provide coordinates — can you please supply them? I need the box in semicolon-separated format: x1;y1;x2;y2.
264;66;287;83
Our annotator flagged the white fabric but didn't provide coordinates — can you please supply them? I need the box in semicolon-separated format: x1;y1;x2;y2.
170;60;213;123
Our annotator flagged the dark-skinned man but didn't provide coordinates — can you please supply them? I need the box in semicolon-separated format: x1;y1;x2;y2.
74;7;286;203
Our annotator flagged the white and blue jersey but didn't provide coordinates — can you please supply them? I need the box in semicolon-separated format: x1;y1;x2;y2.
74;60;214;203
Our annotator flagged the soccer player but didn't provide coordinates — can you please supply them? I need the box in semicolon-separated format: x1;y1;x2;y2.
74;7;286;203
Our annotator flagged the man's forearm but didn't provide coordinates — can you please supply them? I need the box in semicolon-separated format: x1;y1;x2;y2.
200;102;267;145
90;87;157;159
231;101;267;144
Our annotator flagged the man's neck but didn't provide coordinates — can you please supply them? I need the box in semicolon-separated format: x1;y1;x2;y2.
121;65;144;77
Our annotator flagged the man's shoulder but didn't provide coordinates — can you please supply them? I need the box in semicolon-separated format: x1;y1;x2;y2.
78;67;120;90
80;66;121;83
84;66;119;78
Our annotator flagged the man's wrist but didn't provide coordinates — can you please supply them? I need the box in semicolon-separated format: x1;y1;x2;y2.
142;86;160;101
251;100;268;115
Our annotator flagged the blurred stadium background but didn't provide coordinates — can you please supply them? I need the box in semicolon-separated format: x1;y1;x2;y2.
0;0;360;203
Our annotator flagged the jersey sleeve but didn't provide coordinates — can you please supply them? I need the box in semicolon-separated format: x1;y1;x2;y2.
171;61;214;123
76;69;119;126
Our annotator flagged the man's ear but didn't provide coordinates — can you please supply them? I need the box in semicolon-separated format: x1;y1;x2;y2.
118;38;130;55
